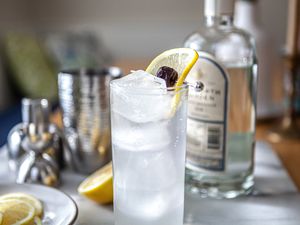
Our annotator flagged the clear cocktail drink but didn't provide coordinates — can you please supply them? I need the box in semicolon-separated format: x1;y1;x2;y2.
110;71;188;225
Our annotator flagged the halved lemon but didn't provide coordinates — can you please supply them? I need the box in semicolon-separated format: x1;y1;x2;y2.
0;193;43;217
146;48;198;88
146;48;199;113
78;162;113;204
0;199;35;225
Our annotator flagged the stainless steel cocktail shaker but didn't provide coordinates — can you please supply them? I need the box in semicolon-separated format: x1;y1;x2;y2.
58;67;122;174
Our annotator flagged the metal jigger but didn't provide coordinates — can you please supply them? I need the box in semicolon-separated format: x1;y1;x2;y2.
16;147;60;187
8;99;61;187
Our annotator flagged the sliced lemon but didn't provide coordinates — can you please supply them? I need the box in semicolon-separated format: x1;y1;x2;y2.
78;162;113;204
146;48;199;113
0;193;43;217
34;216;42;225
0;199;35;225
146;48;198;87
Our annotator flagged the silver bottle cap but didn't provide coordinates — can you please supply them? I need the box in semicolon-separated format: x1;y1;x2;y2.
205;0;235;17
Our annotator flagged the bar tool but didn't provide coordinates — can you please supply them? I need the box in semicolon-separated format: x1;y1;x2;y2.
58;67;122;174
7;98;63;186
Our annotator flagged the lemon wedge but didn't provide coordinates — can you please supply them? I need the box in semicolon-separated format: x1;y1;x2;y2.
146;48;199;113
0;193;43;217
146;48;198;87
0;199;35;225
78;162;113;204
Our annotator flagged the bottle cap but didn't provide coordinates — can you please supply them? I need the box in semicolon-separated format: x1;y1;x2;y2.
205;0;235;16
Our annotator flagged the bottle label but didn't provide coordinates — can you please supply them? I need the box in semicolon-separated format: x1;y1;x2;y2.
186;52;229;171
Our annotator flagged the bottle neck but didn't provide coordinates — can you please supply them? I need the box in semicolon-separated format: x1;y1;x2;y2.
235;0;259;28
205;15;234;28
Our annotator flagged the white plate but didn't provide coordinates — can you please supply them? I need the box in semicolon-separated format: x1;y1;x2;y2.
0;183;78;225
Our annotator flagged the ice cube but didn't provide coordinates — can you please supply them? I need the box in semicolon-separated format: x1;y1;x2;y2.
118;70;167;89
111;70;172;123
113;122;176;191
112;112;170;152
114;147;179;220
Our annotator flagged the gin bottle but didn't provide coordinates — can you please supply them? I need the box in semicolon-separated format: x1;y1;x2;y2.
184;0;257;198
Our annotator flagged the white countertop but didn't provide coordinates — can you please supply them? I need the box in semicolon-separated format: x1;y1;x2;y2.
0;141;298;225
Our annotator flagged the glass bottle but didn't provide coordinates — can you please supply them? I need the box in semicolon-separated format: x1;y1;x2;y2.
184;0;257;198
235;0;277;118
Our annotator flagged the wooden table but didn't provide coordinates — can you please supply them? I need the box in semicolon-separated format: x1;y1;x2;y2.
256;119;300;191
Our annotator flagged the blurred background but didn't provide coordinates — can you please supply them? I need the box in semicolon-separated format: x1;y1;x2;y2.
0;0;291;145
0;0;286;60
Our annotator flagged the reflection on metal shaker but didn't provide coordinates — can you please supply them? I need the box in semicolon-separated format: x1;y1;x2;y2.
58;67;122;174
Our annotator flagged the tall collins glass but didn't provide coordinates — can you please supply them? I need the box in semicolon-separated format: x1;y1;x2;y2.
110;72;188;225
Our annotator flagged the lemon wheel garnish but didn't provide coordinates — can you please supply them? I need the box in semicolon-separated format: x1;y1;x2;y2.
78;162;113;204
0;193;43;217
146;48;199;113
146;48;198;87
0;199;35;225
